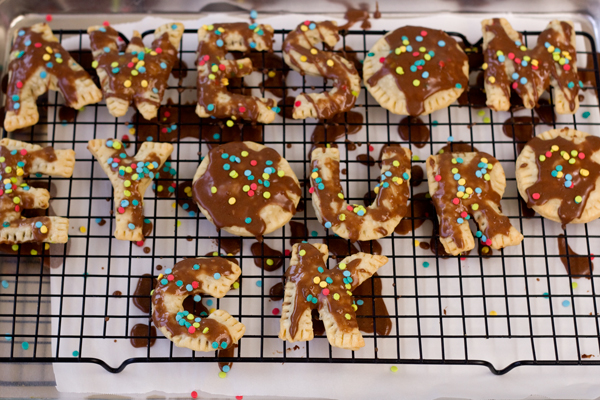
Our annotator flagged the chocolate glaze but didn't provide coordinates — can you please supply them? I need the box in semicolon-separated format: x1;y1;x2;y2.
0;145;59;242
218;343;238;372
323;235;382;260
394;192;434;235
277;96;296;119
459;40;484;71
289;221;308;246
193;142;301;240
311;146;410;242
251;242;284;271
558;234;594;278
105;142;161;230
534;98;556;124
89;25;178;110
152;258;236;346
457;71;486;108
353;272;392;336
232;52;289;98
523;131;600;224
113;290;122;297
502;116;543;154
283;21;359;119
356;154;375;166
339;7;371;31
286;243;371;339
367;26;468;116
58;106;78;123
7;26;93;113
311;111;363;150
483;19;579;111
398;117;430;148
176;180;199;215
197;23;275;121
411;165;425;187
438;141;479;154
133;273;154;314
430;152;513;250
130;323;157;348
269;281;285;301
214;237;242;255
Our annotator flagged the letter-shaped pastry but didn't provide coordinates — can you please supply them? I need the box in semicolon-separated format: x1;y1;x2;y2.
192;141;302;240
310;146;411;242
4;23;102;132
279;242;387;350
426;151;523;256
88;22;184;120
482;19;580;113
152;257;245;352
364;26;469;116
196;23;277;124
516;128;600;224
88;139;173;241
0;139;74;243
282;21;361;119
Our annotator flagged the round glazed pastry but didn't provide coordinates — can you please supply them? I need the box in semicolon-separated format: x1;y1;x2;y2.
193;142;302;240
310;146;411;242
516;128;600;224
363;26;469;116
152;257;245;352
282;20;361;119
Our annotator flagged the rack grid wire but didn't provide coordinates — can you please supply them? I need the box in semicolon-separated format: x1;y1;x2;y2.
1;25;600;376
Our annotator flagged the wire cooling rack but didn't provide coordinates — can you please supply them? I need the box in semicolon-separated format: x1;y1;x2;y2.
1;24;600;377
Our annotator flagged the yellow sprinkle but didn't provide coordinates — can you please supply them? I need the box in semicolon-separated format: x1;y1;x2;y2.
128;128;136;135
338;193;344;200
490;310;497;316
300;25;308;31
472;203;479;211
40;226;48;234
177;220;181;227
415;239;420;247
43;54;51;61
241;151;249;157
339;213;346;221
233;282;240;289
458;178;466;186
482;63;488;70
45;46;53;54
12;197;20;204
124;80;132;88
218;372;227;379
393;161;400;167
31;250;37;256
333;293;340;300
211;186;217;193
551;145;559;151
352;304;358;311
228;197;236;205
12;245;18;251
311;172;318;179
339;263;347;270
300;55;307;62
488;76;496;84
268;71;276;78
156;185;163;192
79;226;86;233
310;48;318;55
557;171;564;178
313;277;321;284
327;59;334;67
345;313;351;320
319;281;327;288
45;244;50;250
263;192;271;199
203;327;209;334
391;366;398;372
229;171;238;178
580;169;590;177
277;170;285;177
141;80;148;88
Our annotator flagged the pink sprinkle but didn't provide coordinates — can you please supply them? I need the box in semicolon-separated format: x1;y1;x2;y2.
532;193;540;200
369;145;374;152
156;48;163;54
122;135;130;141
239;106;246;112
460;257;466;261
485;239;492;246
460;211;468;218
532;65;539;70
235;397;244;400
20;149;27;155
564;64;571;71
347;205;353;211
136;240;144;247
545;151;552;158
248;190;255;197
162;127;168;133
0;190;3;196
322;288;330;296
295;101;301;107
514;58;521;64
435;175;442;182
127;62;134;68
167;274;174;281
512;82;518;89
14;205;19;212
191;391;198;399
591;254;595;260
203;55;210;61
46;14;52;22
304;20;311;25
309;187;314;193
171;182;176;187
412;51;419;57
199;60;205;66
579;153;585;159
219;64;226;71
250;160;257;166
118;207;125;214
188;326;196;334
34;42;42;48
417;65;423;70
251;183;257;190
103;21;110;26
192;281;199;288
16;81;23;89
452;198;460;205
379;57;385;63
439;61;445;68
508;53;515;60
421;30;427;36
272;308;280;315
164;111;171;117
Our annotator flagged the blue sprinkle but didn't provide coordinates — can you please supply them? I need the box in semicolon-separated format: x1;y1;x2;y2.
447;135;453;141
1;280;8;289
171;24;178;30
212;342;218;349
13;103;20;110
112;67;120;73
583;111;591;118
153;88;159;94
216;39;224;47
245;217;252;224
18;30;25;36
309;23;316;30
312;297;318;304
311;231;318;237
556;165;563;171
382;182;389;188
410;65;417;72
121;200;129;207
103;46;110;53
318;267;324;273
194;295;201;302
24;40;31;46
22;342;29;350
568;81;575;89
325;222;332;229
438;40;445;47
455;83;462;89
214;273;221;280
186;284;193;291
95;218;102;224
453;173;461;180
357;300;364;306
422;71;429;79
318;183;325;190
520;77;528;85
250;10;258;18
307;294;313;302
498;55;505;62
402;172;409;180
343;271;351;277
564;181;571;188
256;280;262;287
223;164;230;171
176;280;183;287
544;42;551;48
515;40;522;46
249;42;257;49
160;279;168;285
551;170;558;177
565;174;572;181
11;95;19;101
457;218;464;224
428;50;435;57
475;231;482;238
326;277;333;284
222;365;230;372
128;223;135;230
511;72;519;80
406;45;412;52
160;62;167;69
213;133;220;140
562;300;570;307
416;35;423;42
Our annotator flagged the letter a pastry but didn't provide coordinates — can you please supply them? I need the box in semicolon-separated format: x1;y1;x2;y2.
426;151;523;255
196;23;277;124
279;242;388;350
88;22;184;120
282;21;361;119
152;257;245;352
0;139;75;243
310;146;411;241
88;139;173;241
4;23;102;132
482;19;580;113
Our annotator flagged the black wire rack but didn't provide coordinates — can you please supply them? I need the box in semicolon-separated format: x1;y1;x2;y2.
1;24;600;377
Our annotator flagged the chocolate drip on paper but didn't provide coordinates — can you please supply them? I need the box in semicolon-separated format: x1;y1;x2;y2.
557;234;594;279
